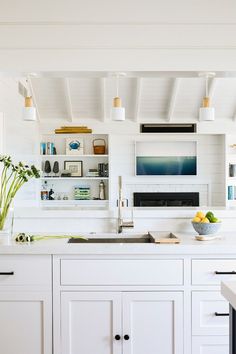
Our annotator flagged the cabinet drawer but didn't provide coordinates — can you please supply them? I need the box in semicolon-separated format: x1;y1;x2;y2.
0;255;51;286
192;336;229;354
60;259;183;286
192;292;229;335
192;259;236;285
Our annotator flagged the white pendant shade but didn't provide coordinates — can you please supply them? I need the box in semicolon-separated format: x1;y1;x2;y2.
111;96;125;121
199;107;215;121
22;96;37;121
22;106;37;121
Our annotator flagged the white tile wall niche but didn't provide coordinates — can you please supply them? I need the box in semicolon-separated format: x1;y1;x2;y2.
110;133;225;208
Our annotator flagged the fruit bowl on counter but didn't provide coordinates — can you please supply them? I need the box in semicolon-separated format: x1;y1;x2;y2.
191;211;221;236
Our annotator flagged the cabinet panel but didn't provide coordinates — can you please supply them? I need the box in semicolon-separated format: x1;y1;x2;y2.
122;292;183;354
61;259;183;285
0;292;52;354
61;292;122;354
192;291;229;335
0;255;51;286
192;336;229;354
192;259;236;285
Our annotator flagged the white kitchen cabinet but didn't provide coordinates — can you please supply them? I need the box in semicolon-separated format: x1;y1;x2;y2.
192;336;229;354
60;291;183;354
0;255;52;354
61;292;122;354
0;291;52;354
123;292;183;354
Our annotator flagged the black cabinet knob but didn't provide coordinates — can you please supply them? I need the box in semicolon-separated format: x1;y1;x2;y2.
124;335;130;340
115;335;121;340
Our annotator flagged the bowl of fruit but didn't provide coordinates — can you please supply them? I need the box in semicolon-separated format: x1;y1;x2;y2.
192;211;221;235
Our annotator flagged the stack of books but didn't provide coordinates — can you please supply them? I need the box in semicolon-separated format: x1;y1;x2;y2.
55;126;92;134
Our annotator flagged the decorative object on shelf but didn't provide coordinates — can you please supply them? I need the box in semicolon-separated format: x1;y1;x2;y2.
49;186;55;200
66;137;84;155
64;160;83;177
229;164;236;177
41;181;49;200
230;144;236;148
61;170;72;177
199;72;215;121
55;126;92;134
99;180;105;200
74;185;91;200
86;169;99;177
40;142;56;155
228;185;234;200
44;160;52;177
0;156;40;235
21;77;37;121
136;141;197;176
93;139;106;154
53;161;59;177
98;163;109;177
111;72;126;121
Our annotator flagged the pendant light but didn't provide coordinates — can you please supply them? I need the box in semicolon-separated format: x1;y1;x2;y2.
22;78;37;121
199;72;215;121
111;73;126;121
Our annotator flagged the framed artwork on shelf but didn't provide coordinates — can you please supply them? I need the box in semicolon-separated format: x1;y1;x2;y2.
66;137;84;155
135;141;197;176
64;160;83;177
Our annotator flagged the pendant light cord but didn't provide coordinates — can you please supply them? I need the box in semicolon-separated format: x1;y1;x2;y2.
205;75;209;97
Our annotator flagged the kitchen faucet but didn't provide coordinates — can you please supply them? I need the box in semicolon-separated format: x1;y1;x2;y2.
117;176;134;233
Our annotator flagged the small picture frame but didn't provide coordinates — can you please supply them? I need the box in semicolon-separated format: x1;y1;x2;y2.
64;161;83;177
66;137;84;155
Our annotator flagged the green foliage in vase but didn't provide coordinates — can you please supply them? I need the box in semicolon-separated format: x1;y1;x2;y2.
0;155;40;230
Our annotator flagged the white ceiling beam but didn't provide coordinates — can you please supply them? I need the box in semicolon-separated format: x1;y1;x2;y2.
28;78;41;121
167;78;181;122
134;78;142;122
100;77;106;122
63;78;73;122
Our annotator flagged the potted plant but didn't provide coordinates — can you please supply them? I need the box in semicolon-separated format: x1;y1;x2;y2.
0;155;40;236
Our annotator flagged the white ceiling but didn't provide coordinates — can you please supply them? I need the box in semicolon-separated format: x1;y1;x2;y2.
27;75;236;122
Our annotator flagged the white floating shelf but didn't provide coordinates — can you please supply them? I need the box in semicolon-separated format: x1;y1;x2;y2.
40;154;108;158
40;199;109;207
40;177;109;180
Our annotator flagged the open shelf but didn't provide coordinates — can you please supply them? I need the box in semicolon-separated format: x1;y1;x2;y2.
40;177;109;180
40;154;109;158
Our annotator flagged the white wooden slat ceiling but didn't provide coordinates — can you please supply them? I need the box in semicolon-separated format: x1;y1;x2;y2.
29;76;236;122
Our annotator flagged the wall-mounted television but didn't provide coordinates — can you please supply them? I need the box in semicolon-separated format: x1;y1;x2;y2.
135;141;197;176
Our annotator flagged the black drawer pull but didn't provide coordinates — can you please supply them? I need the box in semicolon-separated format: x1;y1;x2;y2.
215;271;236;275
215;312;229;316
124;335;130;340
0;272;14;275
115;335;121;340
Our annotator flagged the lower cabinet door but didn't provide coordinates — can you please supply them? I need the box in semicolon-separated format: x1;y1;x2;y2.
122;292;183;354
192;336;229;354
61;292;122;354
0;292;52;354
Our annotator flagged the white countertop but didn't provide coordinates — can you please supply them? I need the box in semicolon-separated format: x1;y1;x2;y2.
1;232;236;255
221;281;236;309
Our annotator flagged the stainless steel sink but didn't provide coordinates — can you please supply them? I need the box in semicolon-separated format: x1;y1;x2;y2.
68;233;155;243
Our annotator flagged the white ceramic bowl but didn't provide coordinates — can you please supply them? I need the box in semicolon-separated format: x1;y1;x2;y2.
191;222;221;235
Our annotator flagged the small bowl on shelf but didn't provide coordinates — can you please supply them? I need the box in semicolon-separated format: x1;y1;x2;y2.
191;222;221;236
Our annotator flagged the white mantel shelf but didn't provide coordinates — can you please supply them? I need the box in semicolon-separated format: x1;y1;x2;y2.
2;233;236;255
